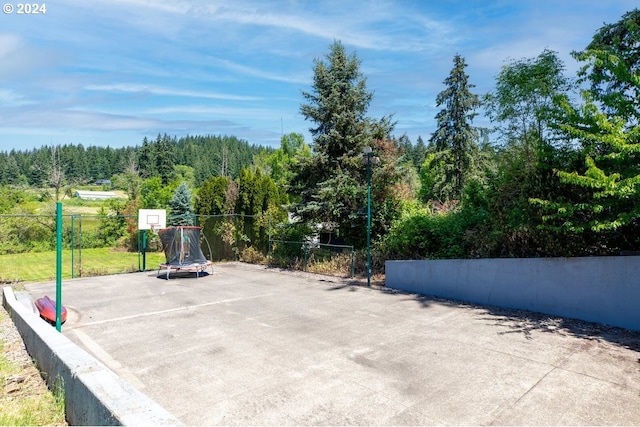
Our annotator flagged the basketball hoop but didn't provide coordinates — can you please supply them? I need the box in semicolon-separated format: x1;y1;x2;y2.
138;209;166;272
138;209;166;231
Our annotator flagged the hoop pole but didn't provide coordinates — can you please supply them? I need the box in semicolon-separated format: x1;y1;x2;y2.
137;230;141;271
142;229;147;272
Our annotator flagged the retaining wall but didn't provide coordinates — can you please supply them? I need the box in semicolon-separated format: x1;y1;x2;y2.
385;256;640;331
2;286;184;426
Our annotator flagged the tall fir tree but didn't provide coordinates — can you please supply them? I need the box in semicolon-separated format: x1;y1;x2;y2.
155;134;176;185
137;137;156;179
293;40;394;245
168;182;195;226
428;54;480;201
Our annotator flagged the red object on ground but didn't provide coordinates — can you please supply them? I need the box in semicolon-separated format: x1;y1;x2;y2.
35;295;67;324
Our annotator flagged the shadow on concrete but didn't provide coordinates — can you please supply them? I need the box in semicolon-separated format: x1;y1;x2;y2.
285;266;640;354
386;286;640;354
155;271;211;280
478;305;640;354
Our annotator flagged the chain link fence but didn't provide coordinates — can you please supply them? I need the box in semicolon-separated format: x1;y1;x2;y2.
0;212;361;283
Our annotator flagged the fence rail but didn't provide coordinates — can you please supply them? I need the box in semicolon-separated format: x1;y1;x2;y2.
268;239;355;278
0;213;362;282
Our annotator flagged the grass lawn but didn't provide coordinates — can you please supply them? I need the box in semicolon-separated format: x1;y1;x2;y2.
0;248;165;283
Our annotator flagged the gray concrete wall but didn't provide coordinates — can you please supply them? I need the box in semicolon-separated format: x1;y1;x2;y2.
386;257;640;331
2;286;184;426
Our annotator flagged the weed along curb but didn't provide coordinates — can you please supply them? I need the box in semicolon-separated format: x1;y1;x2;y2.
2;286;184;426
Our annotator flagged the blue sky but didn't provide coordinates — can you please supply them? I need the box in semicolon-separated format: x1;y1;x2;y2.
0;0;637;152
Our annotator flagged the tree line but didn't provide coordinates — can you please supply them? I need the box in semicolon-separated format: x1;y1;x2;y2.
0;134;265;188
1;9;639;262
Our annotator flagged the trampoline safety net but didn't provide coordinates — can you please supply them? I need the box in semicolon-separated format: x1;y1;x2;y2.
158;226;209;266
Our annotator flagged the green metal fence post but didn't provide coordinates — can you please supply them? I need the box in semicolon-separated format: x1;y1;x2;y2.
55;202;62;332
71;214;75;279
267;213;271;267
351;246;355;278
303;243;307;272
78;214;82;278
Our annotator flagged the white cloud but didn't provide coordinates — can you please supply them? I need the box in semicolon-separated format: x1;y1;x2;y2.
0;89;29;105
145;104;282;120
85;84;263;101
0;33;53;79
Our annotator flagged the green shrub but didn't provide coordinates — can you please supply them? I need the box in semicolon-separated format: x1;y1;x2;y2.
377;199;490;260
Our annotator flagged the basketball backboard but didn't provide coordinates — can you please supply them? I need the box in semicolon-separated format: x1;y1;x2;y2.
138;209;167;231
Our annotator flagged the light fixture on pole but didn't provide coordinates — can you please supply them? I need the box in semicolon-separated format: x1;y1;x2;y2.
362;146;379;287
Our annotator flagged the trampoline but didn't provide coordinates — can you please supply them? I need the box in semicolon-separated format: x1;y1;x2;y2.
157;226;213;279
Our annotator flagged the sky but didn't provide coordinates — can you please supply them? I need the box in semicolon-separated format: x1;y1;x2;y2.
0;0;637;152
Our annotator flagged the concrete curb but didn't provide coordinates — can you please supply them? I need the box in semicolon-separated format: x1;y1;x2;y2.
2;286;185;426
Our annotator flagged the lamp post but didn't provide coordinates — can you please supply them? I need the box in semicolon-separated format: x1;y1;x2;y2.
362;147;379;287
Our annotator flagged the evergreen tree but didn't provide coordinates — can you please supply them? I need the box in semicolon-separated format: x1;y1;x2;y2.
195;176;231;216
293;40;395;245
1;155;21;184
413;136;427;170
168;182;195;226
28;148;50;186
155;134;176;185
573;8;640;122
137;137;156;179
428;54;480;200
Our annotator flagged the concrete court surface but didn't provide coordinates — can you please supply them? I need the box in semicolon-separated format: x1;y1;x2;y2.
25;262;640;426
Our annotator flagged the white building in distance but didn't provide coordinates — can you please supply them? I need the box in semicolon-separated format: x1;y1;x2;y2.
74;190;120;200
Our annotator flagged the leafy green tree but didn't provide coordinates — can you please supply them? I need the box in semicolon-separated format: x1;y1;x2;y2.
532;94;640;234
0;186;28;214
140;177;176;210
256;132;311;189
168;182;195;226
427;54;481;200
530;10;640;253
419;152;448;202
96;202;129;247
293;40;395;246
472;49;581;256
174;165;195;189
484;49;572;155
